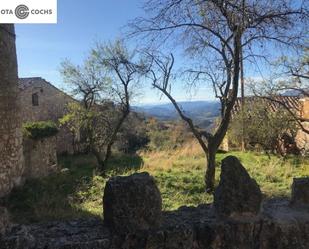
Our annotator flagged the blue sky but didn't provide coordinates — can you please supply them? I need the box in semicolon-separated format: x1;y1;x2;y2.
15;0;299;104
15;0;216;104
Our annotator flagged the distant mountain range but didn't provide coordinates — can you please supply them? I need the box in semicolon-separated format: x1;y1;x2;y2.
133;101;221;129
282;88;309;97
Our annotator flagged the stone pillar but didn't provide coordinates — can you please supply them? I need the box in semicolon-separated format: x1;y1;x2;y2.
214;156;262;217
291;177;309;206
103;172;162;233
0;25;23;197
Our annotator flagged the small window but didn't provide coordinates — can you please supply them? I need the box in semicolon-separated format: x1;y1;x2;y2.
32;93;39;106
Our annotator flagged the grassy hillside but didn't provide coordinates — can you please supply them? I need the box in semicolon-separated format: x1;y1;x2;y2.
6;142;309;223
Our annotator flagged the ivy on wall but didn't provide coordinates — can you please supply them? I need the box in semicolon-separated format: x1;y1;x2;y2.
23;121;59;140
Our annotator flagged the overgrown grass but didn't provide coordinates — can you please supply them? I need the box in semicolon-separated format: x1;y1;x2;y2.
6;143;309;224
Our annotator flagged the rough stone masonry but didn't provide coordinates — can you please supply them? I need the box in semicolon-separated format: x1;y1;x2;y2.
214;156;262;217
103;172;162;233
1;157;309;249
0;24;23;198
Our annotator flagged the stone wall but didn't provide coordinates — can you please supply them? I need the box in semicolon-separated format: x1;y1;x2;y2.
300;97;309;119
56;126;75;155
22;136;58;179
19;78;74;125
296;122;309;153
0;25;24;198
2;199;308;249
19;77;76;154
0;28;60;199
296;98;309;153
1;158;308;249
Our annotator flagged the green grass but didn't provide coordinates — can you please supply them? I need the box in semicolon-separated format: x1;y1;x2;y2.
5;150;309;224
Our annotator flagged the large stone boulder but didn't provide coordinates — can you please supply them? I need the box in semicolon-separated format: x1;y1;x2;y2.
214;156;262;217
103;172;162;233
0;207;10;236
291;177;309;206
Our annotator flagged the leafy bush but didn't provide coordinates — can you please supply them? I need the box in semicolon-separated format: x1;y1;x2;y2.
23;121;59;140
146;118;192;151
115;113;150;153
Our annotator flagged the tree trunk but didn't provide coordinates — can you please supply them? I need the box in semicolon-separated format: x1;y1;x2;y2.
92;147;105;168
102;143;112;166
203;30;242;192
88;128;105;171
98;109;129;173
205;144;217;193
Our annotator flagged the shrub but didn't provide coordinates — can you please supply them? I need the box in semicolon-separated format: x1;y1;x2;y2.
146;118;192;151
23;121;59;140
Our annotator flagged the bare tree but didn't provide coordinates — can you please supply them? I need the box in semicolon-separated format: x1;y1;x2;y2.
130;0;309;191
60;55;113;168
61;40;145;172
60;56;108;110
283;47;309;90
250;47;309;134
92;40;146;169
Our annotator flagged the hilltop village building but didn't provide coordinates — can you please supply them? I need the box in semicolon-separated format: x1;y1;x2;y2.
0;25;22;197
19;77;76;154
228;95;309;153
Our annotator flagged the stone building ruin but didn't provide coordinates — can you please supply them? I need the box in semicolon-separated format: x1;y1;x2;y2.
19;77;77;155
229;95;309;153
0;27;61;198
0;25;23;198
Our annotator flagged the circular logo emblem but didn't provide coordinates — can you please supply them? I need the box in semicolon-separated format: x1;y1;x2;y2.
15;5;29;19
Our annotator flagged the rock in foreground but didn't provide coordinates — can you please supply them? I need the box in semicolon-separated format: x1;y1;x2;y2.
291;177;309;206
1;199;309;249
214;156;262;217
1;162;309;248
103;172;162;233
0;207;10;236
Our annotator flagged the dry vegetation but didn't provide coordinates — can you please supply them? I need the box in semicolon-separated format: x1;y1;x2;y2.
6;140;309;224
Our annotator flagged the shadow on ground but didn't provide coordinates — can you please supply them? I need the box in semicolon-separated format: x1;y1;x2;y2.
4;153;144;224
